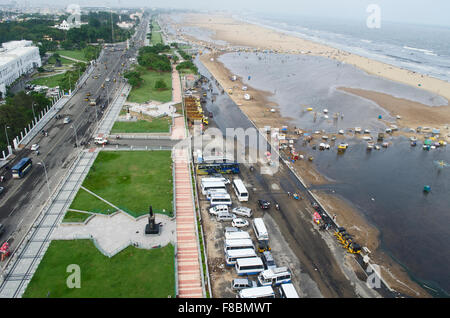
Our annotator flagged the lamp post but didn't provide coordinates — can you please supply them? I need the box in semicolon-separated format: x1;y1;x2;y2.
37;161;50;197
4;125;11;148
31;102;36;120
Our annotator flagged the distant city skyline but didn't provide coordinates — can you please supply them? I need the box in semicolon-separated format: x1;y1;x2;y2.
2;0;450;27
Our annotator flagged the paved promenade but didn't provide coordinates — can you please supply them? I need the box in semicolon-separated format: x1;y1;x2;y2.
174;148;203;298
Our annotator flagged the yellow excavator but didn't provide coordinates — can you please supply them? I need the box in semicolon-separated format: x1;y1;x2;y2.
347;242;362;254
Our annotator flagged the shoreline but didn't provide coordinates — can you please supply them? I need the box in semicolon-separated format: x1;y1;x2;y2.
198;51;430;297
167;13;441;297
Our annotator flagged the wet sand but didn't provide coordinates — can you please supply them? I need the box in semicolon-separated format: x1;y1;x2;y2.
339;87;450;139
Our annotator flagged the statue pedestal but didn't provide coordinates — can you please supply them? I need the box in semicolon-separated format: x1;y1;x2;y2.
145;222;161;235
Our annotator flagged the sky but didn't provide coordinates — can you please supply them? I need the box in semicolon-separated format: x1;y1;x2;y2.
14;0;450;27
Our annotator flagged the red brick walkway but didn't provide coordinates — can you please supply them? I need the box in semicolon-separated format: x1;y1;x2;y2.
175;148;203;298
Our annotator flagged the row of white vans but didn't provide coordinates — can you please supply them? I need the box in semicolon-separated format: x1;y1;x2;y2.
201;176;299;298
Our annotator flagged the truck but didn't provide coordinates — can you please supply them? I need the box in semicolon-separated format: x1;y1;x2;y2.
94;135;108;145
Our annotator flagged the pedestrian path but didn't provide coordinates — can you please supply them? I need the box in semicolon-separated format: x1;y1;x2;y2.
0;149;99;298
170;66;186;140
174;148;203;298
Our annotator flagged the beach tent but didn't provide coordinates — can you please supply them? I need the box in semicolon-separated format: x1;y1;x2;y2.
313;212;322;224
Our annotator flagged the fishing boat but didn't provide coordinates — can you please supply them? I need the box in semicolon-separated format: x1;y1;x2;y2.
322;135;328;140
354;127;362;133
375;145;381;150
382;142;389;148
338;129;345;135
362;136;372;141
367;141;374;150
338;143;348;151
364;129;371;134
323;109;328;114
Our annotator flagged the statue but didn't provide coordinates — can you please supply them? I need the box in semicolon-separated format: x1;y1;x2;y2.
145;205;160;235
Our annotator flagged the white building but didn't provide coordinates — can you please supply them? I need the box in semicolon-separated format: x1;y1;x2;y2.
0;40;42;96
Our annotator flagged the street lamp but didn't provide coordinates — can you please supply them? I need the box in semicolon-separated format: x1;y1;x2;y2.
31;102;36;120
70;124;79;147
4;125;11;148
37;161;50;197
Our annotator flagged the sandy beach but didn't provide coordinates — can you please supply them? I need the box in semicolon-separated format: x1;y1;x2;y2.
172;13;450;103
164;12;445;297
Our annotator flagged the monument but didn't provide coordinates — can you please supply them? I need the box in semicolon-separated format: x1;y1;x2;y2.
145;205;161;235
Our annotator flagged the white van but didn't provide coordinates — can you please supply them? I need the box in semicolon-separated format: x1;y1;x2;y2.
253;218;269;241
225;248;257;266
201;176;230;184
224;239;255;253
231;278;257;290
279;283;300;298
238;286;275;298
232;178;249;202
201;180;227;195
206;188;228;200
225;231;251;241
209;205;228;216
235;257;265;276
216;212;236;222
232;206;252;217
257;267;292;286
210;193;232;207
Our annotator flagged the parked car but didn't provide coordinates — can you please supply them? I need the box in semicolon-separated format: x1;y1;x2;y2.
216;212;236;222
231;278;257;291
63;117;71;124
209;205;228;216
30;144;40;151
232;206;252;217
258;199;271;210
232;218;249;228
224;226;242;234
0;187;4;195
261;251;277;270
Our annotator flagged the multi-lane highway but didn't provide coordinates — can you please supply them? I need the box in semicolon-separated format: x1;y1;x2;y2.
0;16;149;257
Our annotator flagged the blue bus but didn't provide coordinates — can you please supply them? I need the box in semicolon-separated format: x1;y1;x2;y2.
196;162;240;175
11;158;33;179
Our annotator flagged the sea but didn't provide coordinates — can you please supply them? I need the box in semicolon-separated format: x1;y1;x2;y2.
201;13;450;297
235;12;450;83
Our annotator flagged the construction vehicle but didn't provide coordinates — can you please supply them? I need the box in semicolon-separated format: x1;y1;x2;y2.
340;234;354;248
334;227;346;238
347;242;361;254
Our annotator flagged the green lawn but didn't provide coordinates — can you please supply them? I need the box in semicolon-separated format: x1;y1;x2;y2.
151;31;163;45
23;240;175;298
62;211;92;223
47;55;74;65
31;73;66;88
70;151;173;217
111;117;171;133
55;50;88;62
127;70;172;103
69;188;117;215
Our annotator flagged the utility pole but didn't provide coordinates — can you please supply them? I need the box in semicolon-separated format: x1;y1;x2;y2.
4;125;11;148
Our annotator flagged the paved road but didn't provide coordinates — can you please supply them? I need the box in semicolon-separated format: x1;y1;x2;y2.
0;17;149;262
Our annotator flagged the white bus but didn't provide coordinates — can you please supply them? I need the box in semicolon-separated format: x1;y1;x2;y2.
279;283;300;298
253;218;269;241
210;193;232;207
201;180;227;195
232;178;249;202
257;267;292;286
225;231;251;241
235;257;265;276
238;286;275;299
225;248;257;266
224;239;255;253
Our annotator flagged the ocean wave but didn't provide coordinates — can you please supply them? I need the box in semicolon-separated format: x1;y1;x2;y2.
403;46;435;55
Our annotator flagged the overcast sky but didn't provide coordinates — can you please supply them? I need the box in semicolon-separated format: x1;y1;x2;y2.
19;0;450;27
